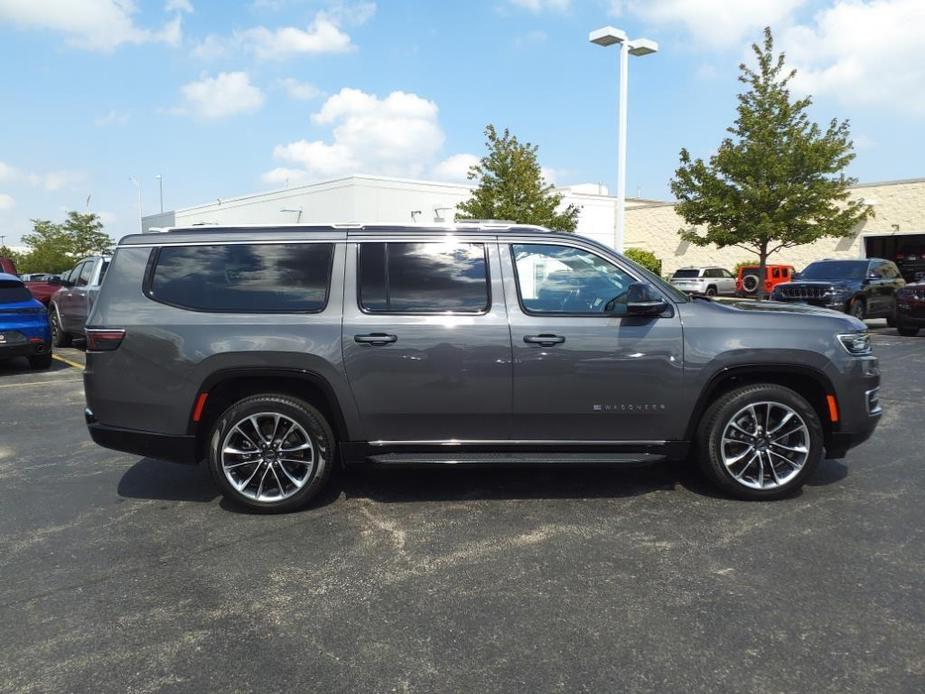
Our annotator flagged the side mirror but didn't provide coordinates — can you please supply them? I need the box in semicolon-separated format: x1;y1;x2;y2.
625;282;669;316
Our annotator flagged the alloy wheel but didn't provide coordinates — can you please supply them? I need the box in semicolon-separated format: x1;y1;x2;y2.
720;401;810;490
220;412;315;502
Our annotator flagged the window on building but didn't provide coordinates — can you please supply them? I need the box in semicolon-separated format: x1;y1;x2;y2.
358;242;489;313
149;243;334;313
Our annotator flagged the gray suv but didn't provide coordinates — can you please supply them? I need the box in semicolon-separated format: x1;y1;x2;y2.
84;224;882;511
50;255;111;347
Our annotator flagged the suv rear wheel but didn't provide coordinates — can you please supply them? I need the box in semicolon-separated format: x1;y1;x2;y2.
208;394;334;512
698;384;824;500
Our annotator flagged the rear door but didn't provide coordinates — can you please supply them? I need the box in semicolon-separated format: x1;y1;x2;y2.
342;236;512;443
718;268;736;294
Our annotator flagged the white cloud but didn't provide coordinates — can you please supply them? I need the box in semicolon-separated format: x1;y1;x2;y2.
193;7;366;61
509;0;570;11
94;109;130;127
0;161;17;182
0;0;184;52
782;0;925;115
42;170;86;191
0;162;85;191
611;0;805;49
241;15;352;60
0;193;15;210
277;77;323;101
269;87;446;180
175;72;265;119
433;154;479;182
165;0;193;12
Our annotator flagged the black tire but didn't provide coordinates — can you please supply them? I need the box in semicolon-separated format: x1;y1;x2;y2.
897;323;920;337
705;285;718;297
697;384;824;500
28;353;53;370
208;394;334;513
848;298;866;321
50;310;71;348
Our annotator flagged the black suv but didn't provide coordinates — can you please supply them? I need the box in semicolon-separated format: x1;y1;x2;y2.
771;258;905;322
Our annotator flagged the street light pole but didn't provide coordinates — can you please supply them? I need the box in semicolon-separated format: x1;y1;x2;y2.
129;176;143;232
589;26;658;252
156;175;164;213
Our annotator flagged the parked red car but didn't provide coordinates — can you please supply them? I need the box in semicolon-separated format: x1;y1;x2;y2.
0;256;17;275
23;276;63;305
736;264;796;297
896;281;925;336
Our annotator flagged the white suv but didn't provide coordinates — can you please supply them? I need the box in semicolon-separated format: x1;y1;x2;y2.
670;266;736;296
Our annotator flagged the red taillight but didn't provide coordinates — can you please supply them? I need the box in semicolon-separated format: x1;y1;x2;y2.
86;329;126;351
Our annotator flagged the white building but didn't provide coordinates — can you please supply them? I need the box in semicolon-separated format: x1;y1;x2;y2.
143;174;625;249
143;173;925;275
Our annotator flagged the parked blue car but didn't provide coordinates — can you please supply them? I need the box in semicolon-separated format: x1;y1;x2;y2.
0;272;53;369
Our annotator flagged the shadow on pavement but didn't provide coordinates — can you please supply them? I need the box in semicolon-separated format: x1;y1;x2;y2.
117;455;851;510
0;357;73;377
118;458;219;503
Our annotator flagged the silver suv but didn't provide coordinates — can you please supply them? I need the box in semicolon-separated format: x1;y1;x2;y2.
670;266;736;296
50;255;110;347
84;224;881;511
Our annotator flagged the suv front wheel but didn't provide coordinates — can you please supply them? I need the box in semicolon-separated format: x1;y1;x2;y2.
698;384;824;500
208;394;334;512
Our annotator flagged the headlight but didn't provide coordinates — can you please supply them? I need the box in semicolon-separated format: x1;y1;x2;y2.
837;332;871;355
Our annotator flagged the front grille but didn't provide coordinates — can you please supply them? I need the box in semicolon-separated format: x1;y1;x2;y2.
778;285;828;300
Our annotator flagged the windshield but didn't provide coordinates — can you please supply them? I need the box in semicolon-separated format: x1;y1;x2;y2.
800;261;868;281
672;269;700;278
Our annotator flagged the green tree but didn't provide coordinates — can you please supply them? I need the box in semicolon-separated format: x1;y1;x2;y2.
61;211;113;257
18;212;113;274
20;220;73;274
670;28;871;299
457;124;580;231
624;248;662;275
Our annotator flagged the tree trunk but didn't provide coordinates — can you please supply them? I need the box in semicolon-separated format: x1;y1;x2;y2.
757;243;768;301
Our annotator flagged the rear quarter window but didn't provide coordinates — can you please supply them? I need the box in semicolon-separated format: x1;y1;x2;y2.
147;243;334;313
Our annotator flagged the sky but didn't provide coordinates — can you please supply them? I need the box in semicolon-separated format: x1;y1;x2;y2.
1;0;923;246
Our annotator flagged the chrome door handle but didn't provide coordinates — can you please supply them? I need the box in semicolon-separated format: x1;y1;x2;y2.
354;333;398;346
524;334;565;346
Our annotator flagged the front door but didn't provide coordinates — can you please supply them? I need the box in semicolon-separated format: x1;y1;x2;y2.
342;237;512;443
501;241;685;442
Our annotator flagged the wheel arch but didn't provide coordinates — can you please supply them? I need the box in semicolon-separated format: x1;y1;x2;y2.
191;368;352;462
686;364;838;448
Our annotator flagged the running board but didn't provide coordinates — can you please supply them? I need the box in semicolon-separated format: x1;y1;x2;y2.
365;452;667;466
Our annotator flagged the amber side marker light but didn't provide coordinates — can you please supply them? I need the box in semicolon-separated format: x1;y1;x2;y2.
191;392;209;423
826;395;840;423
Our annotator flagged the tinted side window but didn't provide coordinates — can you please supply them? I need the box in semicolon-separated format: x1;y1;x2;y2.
76;262;93;287
512;243;637;315
150;243;334;312
358;242;489;313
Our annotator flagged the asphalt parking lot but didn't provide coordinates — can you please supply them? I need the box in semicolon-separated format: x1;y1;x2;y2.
1;325;923;693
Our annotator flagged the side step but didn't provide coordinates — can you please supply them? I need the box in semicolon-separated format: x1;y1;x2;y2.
365;452;667;466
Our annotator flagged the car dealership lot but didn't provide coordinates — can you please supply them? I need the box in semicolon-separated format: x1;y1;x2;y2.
1;328;923;693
